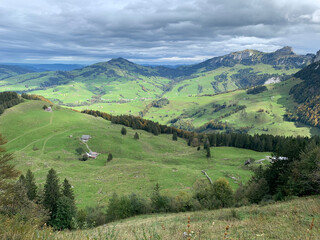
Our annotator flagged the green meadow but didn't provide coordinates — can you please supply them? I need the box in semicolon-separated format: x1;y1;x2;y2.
0;100;269;209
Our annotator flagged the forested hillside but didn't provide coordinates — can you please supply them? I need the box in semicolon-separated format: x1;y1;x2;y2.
286;61;320;128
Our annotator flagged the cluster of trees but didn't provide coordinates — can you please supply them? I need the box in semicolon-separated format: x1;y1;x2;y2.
0;92;23;115
82;109;176;136
285;97;320;128
21;93;53;104
69;179;235;228
236;141;320;204
139;98;170;117
246;85;267;95
0;133;77;232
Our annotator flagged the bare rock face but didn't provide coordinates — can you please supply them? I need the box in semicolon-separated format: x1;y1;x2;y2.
275;46;294;55
314;50;320;63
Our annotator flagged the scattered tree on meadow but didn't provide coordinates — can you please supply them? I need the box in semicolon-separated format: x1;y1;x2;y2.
206;147;211;158
76;147;85;155
172;132;178;141
79;154;88;161
134;132;139;140
212;178;234;208
121;127;127;135
107;153;113;162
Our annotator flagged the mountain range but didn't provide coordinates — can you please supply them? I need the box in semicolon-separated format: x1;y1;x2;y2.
1;46;320;136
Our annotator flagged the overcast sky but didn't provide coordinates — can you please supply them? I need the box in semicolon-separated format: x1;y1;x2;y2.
0;0;320;65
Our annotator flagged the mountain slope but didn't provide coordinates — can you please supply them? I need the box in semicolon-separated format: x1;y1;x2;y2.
0;100;268;208
285;60;320;128
171;46;313;76
0;65;33;80
0;47;311;107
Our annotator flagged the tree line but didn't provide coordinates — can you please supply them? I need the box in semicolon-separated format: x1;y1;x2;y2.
0;92;23;115
81;109;320;153
21;93;54;105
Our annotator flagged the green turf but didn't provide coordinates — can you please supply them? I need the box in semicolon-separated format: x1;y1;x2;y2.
0;100;269;208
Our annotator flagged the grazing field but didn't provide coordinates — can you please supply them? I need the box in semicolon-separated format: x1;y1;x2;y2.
0;100;269;208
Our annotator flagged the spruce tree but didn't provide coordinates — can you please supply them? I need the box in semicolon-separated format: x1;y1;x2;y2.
206;147;211;158
18;174;26;185
25;169;37;201
43;168;61;219
0;134;20;207
62;178;74;200
53;196;76;230
121;127;127;135
134;132;139;140
107;153;113;162
172;132;178;141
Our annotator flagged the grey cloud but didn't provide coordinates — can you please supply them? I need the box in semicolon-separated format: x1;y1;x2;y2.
0;0;319;64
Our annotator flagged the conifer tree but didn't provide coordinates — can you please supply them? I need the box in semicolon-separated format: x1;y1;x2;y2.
134;132;139;140
62;178;74;200
172;132;178;141
121;127;127;135
53;196;76;230
0;134;20;207
43;168;61;219
25;169;37;201
206;147;211;158
107;153;113;162
18;174;26;185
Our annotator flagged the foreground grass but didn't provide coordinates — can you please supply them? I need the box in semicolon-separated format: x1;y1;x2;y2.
49;196;319;240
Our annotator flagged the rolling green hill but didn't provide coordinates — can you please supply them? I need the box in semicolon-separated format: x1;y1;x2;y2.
0;47;312;108
0;47;318;137
0;100;270;208
142;77;320;136
0;65;33;80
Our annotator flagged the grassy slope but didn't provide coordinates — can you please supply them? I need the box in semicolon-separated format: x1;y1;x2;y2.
56;196;320;240
0;101;268;208
144;78;320;136
0;64;298;105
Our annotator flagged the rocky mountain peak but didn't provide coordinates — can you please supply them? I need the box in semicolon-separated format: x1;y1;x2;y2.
275;46;294;55
314;50;320;63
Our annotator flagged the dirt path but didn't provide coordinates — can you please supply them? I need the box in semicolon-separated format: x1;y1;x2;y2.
41;129;71;155
7;111;54;145
83;141;92;152
16;128;71;154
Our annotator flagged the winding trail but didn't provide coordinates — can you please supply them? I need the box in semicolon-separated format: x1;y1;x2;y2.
41;129;71;155
83;141;92;152
7;111;54;145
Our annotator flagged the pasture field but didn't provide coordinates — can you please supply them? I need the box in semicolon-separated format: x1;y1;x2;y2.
0;100;269;208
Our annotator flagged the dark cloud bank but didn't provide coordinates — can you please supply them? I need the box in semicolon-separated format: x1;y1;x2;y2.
0;0;319;64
